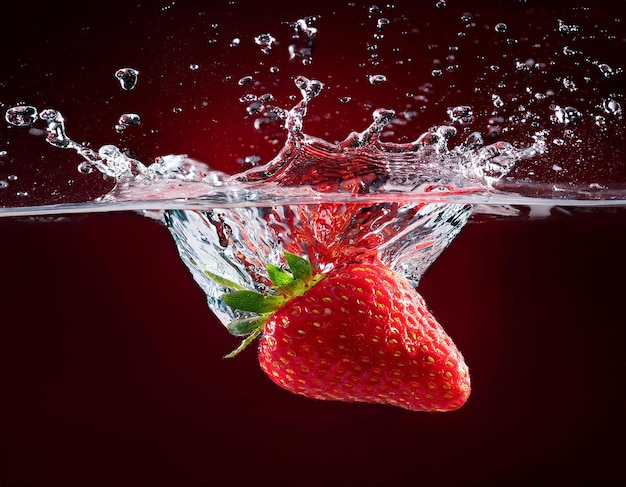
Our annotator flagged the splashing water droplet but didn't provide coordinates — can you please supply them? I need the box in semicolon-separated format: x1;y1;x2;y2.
447;105;474;125
119;113;141;126
114;68;139;91
602;98;622;117
491;94;505;108
494;23;508;33
39;109;74;148
254;33;277;54
5;106;38;126
598;63;614;78
238;76;253;86
368;74;387;85
550;105;582;124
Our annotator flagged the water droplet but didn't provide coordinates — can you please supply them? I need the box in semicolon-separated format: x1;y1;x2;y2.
114;68;139;91
246;101;264;115
595;115;606;127
5;105;38;126
77;161;95;174
377;18;390;29
254;33;277;54
447;105;474;125
0;180;8;189
598;63;614;78
435;0;447;7
239;93;257;103
229;38;241;47
494;23;508;33
368;74;387;85
238;76;253;86
602;98;622;117
562;78;577;91
491;94;505;108
339;96;352;104
0;150;7;157
39;109;74;148
189;64;200;71
119;113;141;126
269;66;280;74
431;69;443;77
550;105;582;124
7;174;18;181
172;107;183;114
552;138;565;146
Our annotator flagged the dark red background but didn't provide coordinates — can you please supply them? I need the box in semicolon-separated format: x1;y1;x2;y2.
1;1;626;486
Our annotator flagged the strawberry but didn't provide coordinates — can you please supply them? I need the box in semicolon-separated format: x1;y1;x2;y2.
219;252;470;412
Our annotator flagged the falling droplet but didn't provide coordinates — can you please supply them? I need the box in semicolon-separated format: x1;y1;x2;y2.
114;68;139;91
5;106;38;126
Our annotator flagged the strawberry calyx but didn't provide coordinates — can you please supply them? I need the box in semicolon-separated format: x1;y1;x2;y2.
218;251;324;358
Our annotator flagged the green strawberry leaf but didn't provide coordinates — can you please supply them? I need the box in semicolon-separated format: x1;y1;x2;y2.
226;316;267;336
203;270;247;291
224;327;263;359
285;251;312;281
222;290;284;313
266;263;294;287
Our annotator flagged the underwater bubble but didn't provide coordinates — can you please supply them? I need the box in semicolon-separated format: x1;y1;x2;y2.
431;69;443;77
0;150;7;157
114;68;139;91
339;96;352;103
229;38;241;47
5;106;38;126
0;180;8;189
189;64;200;71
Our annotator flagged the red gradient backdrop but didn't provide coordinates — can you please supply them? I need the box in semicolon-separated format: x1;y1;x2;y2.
1;1;626;486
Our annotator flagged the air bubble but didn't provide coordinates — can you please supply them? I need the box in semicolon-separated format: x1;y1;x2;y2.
229;38;241;47
431;69;443;77
238;76;253;86
339;97;352;103
5;106;38;126
190;64;200;71
563;78;577;92
114;68;139;91
0;180;8;189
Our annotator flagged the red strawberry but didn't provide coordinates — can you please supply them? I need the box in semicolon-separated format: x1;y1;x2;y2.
220;252;470;412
